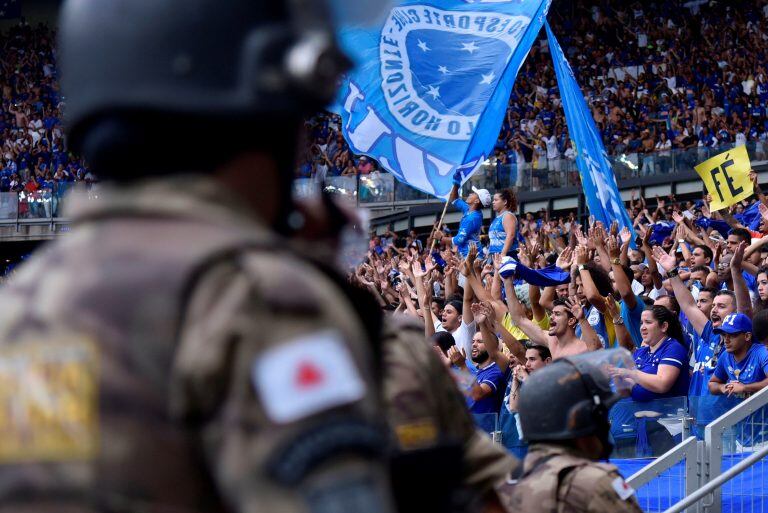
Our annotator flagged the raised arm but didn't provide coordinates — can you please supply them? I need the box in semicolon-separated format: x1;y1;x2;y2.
565;296;603;351
730;241;753;317
473;302;513;370
575;245;607;313
608;238;637;309
503;276;549;347
653;246;709;335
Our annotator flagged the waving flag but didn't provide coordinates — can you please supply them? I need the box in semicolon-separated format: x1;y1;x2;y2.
336;0;551;198
544;21;634;238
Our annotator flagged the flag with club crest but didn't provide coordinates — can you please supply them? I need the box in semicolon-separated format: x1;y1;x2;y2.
335;0;551;198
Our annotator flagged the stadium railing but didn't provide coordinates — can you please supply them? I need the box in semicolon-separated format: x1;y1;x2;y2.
294;141;767;207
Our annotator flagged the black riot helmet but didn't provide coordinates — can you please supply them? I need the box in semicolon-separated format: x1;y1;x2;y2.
518;349;634;454
58;0;382;179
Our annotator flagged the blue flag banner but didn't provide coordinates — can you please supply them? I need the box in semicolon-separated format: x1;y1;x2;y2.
734;200;761;231
544;22;634;238
0;0;21;19
336;0;551;198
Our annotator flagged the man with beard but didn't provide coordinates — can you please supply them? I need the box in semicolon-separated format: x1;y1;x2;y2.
503;276;602;359
653;247;737;397
448;331;505;414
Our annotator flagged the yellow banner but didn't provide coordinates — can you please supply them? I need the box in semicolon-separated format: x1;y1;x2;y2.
694;145;753;212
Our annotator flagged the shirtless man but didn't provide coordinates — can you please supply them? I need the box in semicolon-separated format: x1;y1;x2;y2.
503;276;602;359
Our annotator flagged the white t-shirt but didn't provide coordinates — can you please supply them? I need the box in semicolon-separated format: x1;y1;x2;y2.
544;135;560;159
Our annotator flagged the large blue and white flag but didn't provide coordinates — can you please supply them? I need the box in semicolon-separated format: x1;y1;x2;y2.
544;21;634;236
336;0;551;198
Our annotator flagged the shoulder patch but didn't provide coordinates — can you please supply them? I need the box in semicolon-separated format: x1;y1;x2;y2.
0;337;99;463
252;330;366;424
611;476;636;501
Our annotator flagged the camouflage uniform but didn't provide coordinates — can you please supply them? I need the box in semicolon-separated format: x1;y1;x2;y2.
382;316;518;510
0;176;394;513
498;443;643;513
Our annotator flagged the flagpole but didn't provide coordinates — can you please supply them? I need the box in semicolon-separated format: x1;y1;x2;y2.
429;199;451;253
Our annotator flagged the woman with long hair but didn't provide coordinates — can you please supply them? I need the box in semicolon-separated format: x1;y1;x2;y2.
487;188;519;257
613;306;690;402
754;267;768;314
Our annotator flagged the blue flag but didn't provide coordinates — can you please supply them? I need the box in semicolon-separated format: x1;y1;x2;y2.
734;201;761;231
0;0;20;19
336;0;551;197
544;22;634;239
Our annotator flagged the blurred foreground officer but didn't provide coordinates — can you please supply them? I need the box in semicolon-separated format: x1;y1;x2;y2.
0;1;399;512
498;350;643;513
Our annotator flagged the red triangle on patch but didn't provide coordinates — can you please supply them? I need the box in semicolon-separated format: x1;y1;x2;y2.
295;361;324;389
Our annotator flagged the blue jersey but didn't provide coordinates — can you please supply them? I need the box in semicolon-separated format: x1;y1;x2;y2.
470;362;505;414
576;305;613;349
690;321;725;397
452;199;483;257
631;338;690;402
713;343;768;389
488;211;516;255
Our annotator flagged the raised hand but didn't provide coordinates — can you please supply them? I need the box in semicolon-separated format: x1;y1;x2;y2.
730;241;747;271
609;220;619;237
672;210;685;225
447;346;467;367
620;226;632;245
556;246;574;269
412;261;427;279
575;244;590;266
564;296;585;321
603;295;620;319
652;245;677;272
759;202;768;224
470;302;488;324
642;225;654;247
606;236;620;259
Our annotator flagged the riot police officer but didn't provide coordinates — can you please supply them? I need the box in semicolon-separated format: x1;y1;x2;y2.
498;351;644;513
0;1;399;512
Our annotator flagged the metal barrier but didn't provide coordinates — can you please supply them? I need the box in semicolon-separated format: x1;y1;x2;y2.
626;436;700;513
703;386;768;513
625;387;768;513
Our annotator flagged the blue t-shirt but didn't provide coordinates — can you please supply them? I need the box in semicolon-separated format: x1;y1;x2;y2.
488;211;517;255
452;199;483;257
470;362;505;414
713;344;768;390
631;338;690;402
690;321;725;397
620;294;645;348
576;305;612;349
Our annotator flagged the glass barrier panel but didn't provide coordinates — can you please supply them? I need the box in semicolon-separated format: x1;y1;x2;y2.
471;413;498;437
359;172;394;204
293;178;320;199
323;176;358;202
609;396;688;458
0;192;18;219
688;394;743;440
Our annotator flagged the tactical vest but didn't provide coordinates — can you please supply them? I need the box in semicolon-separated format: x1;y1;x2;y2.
499;448;591;513
0;208;382;513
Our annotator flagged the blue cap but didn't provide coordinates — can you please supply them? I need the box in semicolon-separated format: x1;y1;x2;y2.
713;313;753;335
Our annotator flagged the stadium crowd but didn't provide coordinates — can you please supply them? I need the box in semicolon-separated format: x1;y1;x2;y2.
299;0;768;186
349;175;768;452
0;20;93;217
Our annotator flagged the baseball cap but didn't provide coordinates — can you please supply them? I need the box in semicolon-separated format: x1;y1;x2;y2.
471;186;492;207
713;313;753;335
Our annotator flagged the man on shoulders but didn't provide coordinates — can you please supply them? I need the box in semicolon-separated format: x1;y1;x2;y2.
434;172;489;258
